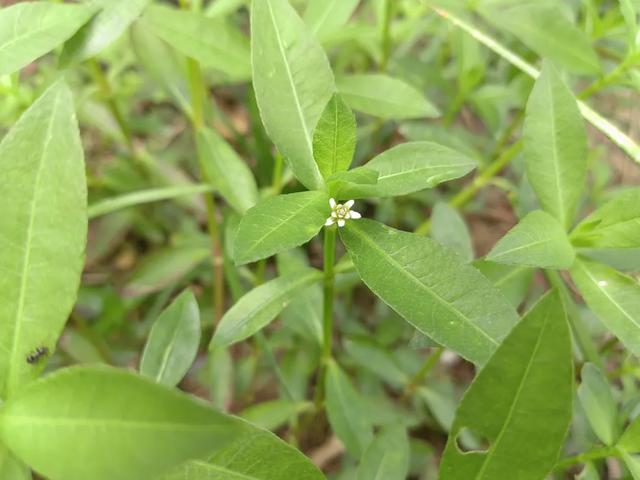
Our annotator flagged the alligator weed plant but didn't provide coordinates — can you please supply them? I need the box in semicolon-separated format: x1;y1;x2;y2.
0;0;639;479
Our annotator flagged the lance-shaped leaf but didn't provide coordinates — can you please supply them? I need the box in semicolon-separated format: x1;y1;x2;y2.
356;424;410;480
0;444;30;480
144;4;250;80
523;63;588;229
336;74;440;120
340;220;519;365
303;0;360;40
234;191;330;265
578;363;619;446
431;202;474;263
252;0;335;190
487;210;575;269
0;366;321;480
0;2;95;76
60;0;151;65
197;128;259;214
333;142;476;199
313;94;356;180
140;289;201;387
571;258;640;357
210;269;323;349
571;189;640;249
439;291;573;480
326;168;379;201
619;415;640;452
325;360;373;458
0;81;87;398
478;3;600;75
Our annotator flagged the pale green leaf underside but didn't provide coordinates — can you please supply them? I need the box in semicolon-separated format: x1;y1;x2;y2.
337;74;440;120
523;63;588;230
0;3;94;76
197;128;259;214
0;81;87;398
340;220;519;365
488;210;575;269
252;0;335;190
234;191;330;265
440;291;573;480
303;0;360;40
210;269;323;349
431;202;474;263
140;289;201;387
571;257;640;357
577;363;618;446
0;367;320;480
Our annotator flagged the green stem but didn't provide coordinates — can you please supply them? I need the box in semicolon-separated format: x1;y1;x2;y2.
554;446;620;470
402;347;444;399
380;0;394;71
415;140;523;235
579;54;636;100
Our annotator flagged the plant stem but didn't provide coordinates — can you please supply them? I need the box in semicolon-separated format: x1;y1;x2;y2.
179;1;225;324
554;446;620;470
314;226;338;408
415;140;523;235
579;54;637;100
402;347;444;400
380;0;394;71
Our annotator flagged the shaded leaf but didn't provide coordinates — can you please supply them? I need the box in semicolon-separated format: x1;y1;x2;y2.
356;425;410;480
577;363;618;446
140;290;201;387
303;0;360;40
431;203;474;262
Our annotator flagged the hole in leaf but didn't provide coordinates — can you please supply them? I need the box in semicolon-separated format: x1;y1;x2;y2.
455;426;490;454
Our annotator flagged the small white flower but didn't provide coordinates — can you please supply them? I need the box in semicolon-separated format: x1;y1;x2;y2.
325;198;362;227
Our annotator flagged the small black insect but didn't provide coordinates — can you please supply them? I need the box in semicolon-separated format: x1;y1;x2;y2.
26;346;49;364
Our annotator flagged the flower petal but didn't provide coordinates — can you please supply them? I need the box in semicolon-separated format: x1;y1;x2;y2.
325;217;335;226
349;210;362;219
329;198;337;209
345;199;355;208
337;219;346;227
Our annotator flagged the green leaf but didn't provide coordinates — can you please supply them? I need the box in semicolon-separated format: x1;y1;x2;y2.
336;74;440;120
60;0;151;65
123;245;210;297
487;210;575;269
570;258;640;357
332;142;476;199
473;261;533;308
313;94;356;180
0;81;87;399
197;128;259;214
0;443;30;480
431;202;474;263
523;62;588;229
439;291;573;480
577;363;619;446
571;189;640;249
478;3;600;75
140;289;201;387
620;416;640;452
0;366;320;480
356;424;410;480
0;3;94;76
130;19;192;117
326;168;379;200
303;0;360;40
241;400;312;431
344;338;409;387
340;220;519;365
234;191;330;265
277;251;323;345
325;360;373;458
251;0;335;190
144;4;250;80
210;269;323;349
623;452;640;480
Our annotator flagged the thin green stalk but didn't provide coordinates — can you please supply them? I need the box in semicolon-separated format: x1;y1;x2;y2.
579;54;637;100
380;0;394;71
554;446;620;470
402;347;444;400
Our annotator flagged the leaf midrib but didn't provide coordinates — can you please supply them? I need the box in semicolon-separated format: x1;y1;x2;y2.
474;303;552;479
375;162;475;182
347;224;498;348
7;88;63;395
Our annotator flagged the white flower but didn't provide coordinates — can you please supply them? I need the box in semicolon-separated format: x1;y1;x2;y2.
325;198;362;227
